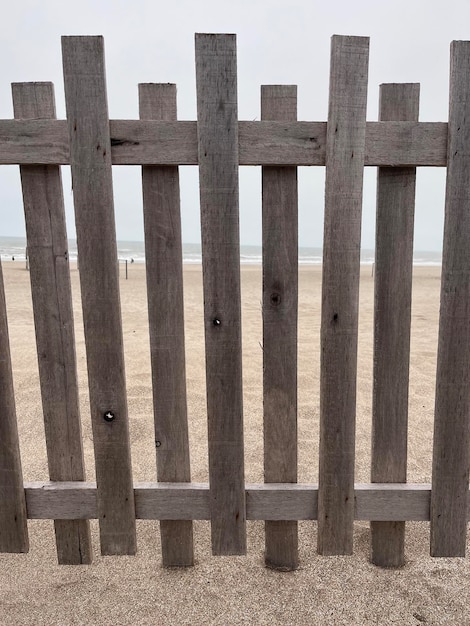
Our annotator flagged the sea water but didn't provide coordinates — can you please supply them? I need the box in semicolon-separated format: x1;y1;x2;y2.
0;236;442;266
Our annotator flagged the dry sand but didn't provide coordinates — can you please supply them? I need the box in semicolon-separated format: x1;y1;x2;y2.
0;261;469;625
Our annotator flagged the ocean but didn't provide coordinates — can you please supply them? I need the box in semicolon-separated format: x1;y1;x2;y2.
0;236;442;266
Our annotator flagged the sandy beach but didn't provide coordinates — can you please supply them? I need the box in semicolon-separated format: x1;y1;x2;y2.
0;261;468;625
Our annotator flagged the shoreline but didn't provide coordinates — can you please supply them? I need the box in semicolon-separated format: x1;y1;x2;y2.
0;259;444;268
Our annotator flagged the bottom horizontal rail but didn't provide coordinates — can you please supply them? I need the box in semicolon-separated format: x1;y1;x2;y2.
23;482;470;522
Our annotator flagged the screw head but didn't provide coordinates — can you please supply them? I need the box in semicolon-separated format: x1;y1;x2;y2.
103;411;115;422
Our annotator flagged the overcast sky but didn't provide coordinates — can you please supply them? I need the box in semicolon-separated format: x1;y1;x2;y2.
1;0;469;250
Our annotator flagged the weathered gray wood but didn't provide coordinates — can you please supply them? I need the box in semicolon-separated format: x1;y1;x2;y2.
135;483;210;520
25;482;99;520
431;40;470;557
318;35;369;555
23;481;468;522
248;484;317;522
13;81;92;565
111;120;197;164
354;484;433;522
364;121;447;166
242;120;447;167
0;119;69;164
242;120;325;166
262;85;298;571
0;260;29;553
62;36;136;556
0;119;448;166
140;83;194;568
195;33;246;555
371;83;419;568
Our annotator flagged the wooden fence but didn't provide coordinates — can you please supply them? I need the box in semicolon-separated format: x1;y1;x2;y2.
0;34;469;570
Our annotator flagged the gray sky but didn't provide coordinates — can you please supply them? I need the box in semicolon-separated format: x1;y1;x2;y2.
1;0;469;250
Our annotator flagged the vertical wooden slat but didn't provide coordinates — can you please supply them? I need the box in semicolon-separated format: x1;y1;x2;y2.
371;83;419;568
12;81;92;565
62;36;136;556
139;83;194;567
195;33;246;555
261;85;298;571
431;41;470;557
318;35;369;555
0;260;29;553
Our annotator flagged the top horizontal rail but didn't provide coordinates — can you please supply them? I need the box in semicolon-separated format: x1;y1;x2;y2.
0;119;447;166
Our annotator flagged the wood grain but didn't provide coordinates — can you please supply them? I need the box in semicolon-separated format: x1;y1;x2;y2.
365;121;446;166
262;85;298;571
23;481;470;522
0;260;29;553
62;36;136;556
13;81;92;565
195;33;246;555
140;83;194;567
431;41;470;557
0;119;448;167
371;83;419;568
318;35;369;556
0;119;69;164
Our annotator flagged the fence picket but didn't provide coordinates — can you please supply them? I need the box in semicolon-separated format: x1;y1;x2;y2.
12;82;92;565
0;260;29;553
195;33;246;555
262;85;299;571
140;83;194;567
371;83;419;567
318;35;369;555
62;36;136;556
431;41;470;557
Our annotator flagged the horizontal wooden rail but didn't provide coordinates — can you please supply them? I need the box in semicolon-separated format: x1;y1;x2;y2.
23;482;470;521
0;119;448;166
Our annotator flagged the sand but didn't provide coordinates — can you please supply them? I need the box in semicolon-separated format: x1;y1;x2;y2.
0;261;469;625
